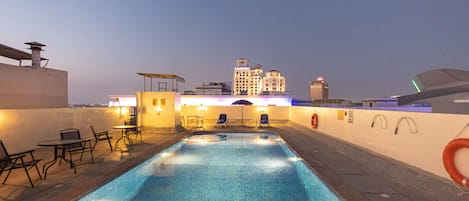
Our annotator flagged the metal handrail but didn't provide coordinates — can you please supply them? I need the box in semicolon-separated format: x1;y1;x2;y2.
371;114;388;129
394;117;418;135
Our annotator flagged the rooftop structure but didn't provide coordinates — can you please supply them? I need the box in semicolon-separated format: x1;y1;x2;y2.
0;42;48;67
0;42;67;109
399;68;469;114
137;72;185;92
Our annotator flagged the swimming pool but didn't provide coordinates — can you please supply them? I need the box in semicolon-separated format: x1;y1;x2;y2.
80;133;341;201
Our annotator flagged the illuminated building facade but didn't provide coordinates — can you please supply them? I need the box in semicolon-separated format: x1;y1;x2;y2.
233;58;263;95
309;76;329;101
262;70;286;95
233;58;286;96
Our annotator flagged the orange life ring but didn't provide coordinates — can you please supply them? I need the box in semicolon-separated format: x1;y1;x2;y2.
311;114;318;129
443;138;469;187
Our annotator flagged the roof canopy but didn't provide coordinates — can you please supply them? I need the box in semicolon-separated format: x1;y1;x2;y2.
137;73;185;82
137;72;185;92
0;43;47;61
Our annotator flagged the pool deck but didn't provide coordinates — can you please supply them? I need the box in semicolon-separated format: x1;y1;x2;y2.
1;123;468;201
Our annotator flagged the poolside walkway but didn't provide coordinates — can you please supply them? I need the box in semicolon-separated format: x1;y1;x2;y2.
0;128;190;201
1;123;468;201
270;123;469;201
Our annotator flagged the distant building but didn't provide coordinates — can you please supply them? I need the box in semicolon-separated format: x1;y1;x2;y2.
398;68;469;114
195;82;231;95
312;99;352;107
309;76;329;101
262;70;286;95
362;98;398;107
232;58;286;96
233;58;263;95
0;42;68;109
182;90;196;95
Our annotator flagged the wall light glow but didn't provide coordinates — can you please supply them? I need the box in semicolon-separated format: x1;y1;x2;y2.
108;95;137;107
257;106;267;113
198;104;207;111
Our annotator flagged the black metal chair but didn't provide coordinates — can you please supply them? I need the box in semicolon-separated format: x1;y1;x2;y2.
60;128;94;164
0;140;42;188
90;125;113;151
124;120;142;142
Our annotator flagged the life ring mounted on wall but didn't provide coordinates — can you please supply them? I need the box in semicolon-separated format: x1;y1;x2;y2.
443;138;469;187
311;114;318;129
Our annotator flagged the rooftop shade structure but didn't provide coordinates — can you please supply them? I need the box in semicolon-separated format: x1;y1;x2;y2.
399;68;469;106
0;43;47;61
137;72;185;92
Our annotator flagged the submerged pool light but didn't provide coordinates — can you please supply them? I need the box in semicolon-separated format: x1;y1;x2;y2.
288;157;303;162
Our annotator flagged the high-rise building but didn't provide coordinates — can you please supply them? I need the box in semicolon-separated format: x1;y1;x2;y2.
233;58;263;95
262;70;286;95
233;58;287;96
310;76;329;101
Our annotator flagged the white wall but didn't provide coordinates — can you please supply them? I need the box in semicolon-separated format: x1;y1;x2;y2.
181;105;289;127
289;106;469;180
0;63;68;108
0;107;128;153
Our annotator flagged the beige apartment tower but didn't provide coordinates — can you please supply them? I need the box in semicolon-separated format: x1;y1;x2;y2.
233;58;263;95
310;76;329;101
262;70;286;95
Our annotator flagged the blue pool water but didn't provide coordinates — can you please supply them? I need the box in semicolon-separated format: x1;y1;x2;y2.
80;133;341;201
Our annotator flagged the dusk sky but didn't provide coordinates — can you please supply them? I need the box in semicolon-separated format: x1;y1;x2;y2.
1;0;469;104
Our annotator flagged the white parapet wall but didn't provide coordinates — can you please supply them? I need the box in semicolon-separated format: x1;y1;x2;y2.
289;106;469;180
181;105;290;127
0;63;68;109
0;107;129;153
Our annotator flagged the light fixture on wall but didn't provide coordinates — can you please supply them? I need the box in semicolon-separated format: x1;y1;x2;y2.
198;104;206;112
257;106;267;113
155;106;162;115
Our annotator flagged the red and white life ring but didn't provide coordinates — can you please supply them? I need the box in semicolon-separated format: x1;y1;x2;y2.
443;138;469;187
311;114;318;129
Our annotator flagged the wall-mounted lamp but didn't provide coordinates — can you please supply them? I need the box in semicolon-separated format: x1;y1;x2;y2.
155;106;162;115
114;106;129;119
198;104;207;112
120;107;129;115
257;106;267;113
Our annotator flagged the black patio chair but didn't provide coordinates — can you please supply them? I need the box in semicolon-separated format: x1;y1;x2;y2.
90;125;113;151
0;140;42;188
60;128;94;164
215;113;228;128
259;113;270;127
124;121;143;142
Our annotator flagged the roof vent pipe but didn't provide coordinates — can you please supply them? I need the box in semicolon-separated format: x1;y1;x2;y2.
25;41;46;67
